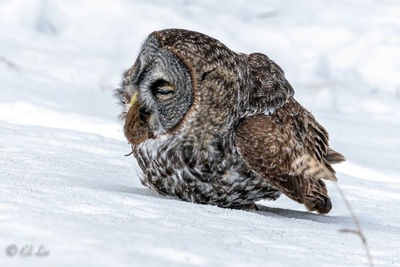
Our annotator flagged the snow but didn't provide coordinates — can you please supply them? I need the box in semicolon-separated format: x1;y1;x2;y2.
1;0;399;266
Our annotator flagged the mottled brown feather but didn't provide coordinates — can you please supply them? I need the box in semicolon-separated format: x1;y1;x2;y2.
235;97;344;214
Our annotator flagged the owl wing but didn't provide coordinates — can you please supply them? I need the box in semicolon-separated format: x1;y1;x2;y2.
234;98;344;214
246;53;295;113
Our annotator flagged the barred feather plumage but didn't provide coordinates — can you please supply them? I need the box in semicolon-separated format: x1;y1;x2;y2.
116;29;344;213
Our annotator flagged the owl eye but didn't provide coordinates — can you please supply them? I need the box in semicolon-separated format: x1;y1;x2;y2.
151;79;175;99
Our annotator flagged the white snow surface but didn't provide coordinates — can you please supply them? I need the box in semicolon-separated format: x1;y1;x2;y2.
1;0;399;266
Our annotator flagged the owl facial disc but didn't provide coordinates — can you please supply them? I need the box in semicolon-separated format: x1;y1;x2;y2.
129;37;194;136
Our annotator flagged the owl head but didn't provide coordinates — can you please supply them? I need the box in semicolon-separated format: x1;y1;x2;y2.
116;29;294;146
122;34;195;136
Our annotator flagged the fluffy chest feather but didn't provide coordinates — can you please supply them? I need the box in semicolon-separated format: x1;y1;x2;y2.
133;134;279;207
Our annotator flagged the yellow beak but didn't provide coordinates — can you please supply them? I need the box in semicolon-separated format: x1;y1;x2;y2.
130;92;138;106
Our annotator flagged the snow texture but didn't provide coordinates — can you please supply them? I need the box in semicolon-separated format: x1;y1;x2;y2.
1;0;399;266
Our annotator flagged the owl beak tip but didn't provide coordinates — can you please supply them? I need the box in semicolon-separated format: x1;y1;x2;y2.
130;92;138;106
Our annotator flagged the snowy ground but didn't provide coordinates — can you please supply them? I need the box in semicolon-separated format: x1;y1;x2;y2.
1;0;399;266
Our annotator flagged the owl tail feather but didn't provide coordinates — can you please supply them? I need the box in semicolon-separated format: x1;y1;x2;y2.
292;155;338;182
325;148;345;164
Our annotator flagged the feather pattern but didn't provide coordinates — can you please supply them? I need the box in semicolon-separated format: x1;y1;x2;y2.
234;98;344;214
116;29;345;213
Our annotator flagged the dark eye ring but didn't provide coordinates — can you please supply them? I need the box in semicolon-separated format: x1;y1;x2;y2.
151;79;174;96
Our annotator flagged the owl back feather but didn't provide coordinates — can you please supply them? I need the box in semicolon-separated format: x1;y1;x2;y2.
245;53;294;115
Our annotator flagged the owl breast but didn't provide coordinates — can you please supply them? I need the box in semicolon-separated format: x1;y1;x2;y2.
134;132;280;207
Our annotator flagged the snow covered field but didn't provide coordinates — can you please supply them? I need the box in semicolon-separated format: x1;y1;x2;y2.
1;0;399;266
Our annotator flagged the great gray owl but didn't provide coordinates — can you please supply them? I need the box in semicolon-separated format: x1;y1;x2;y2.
115;29;345;214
